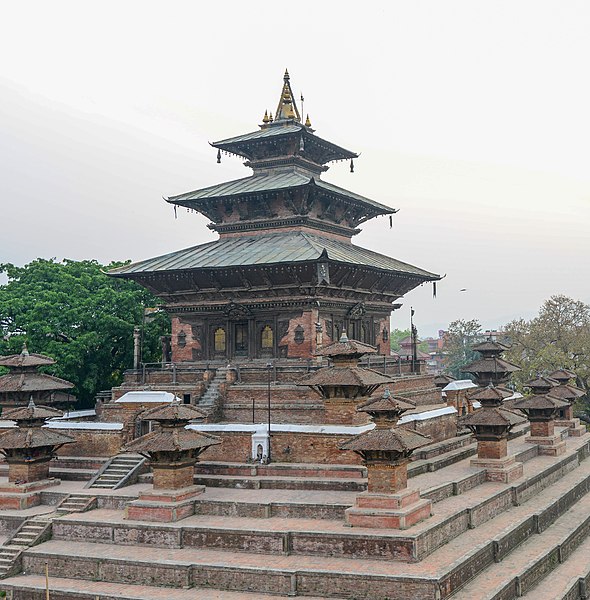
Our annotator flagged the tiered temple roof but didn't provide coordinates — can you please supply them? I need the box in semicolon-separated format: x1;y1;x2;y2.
462;340;520;387
125;402;220;455
0;345;74;407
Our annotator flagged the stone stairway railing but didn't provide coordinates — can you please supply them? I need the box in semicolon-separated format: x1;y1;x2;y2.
85;453;146;490
0;515;52;579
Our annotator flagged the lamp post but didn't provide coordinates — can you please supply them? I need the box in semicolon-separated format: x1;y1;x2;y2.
266;362;273;463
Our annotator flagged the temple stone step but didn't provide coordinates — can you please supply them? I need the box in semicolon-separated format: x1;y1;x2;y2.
51;442;590;565
197;461;367;479
519;530;590;599
0;574;342;600
193;473;366;492
449;488;590;599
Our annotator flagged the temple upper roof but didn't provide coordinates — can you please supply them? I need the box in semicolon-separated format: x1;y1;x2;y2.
210;69;357;167
0;345;56;369
163;70;399;238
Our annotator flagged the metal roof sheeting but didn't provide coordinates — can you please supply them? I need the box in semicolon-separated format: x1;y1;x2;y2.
109;231;439;279
213;125;303;145
168;172;393;213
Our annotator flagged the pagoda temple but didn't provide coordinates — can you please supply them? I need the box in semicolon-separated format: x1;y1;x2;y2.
109;70;439;362
0;345;75;408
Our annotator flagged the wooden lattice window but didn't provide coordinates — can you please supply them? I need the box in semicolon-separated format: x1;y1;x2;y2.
261;325;273;349
294;325;305;344
214;328;226;352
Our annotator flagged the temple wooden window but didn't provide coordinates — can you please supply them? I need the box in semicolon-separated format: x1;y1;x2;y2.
294;325;305;344
261;325;273;349
214;328;226;352
177;331;187;348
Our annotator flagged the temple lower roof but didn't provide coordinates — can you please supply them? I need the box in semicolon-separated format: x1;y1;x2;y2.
0;373;74;393
109;231;439;280
0;427;74;449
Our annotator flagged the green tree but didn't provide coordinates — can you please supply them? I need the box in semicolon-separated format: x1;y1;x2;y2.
0;259;169;407
443;319;482;378
503;295;590;397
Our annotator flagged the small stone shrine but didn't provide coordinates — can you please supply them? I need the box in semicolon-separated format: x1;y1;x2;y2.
462;340;520;387
547;369;586;436
0;344;75;408
0;400;74;509
340;389;432;529
461;386;524;483
512;385;568;456
124;402;220;522
298;332;394;424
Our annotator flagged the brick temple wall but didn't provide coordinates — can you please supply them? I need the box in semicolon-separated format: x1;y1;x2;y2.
54;429;126;457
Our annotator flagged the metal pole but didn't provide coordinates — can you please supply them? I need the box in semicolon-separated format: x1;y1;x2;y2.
267;362;272;463
252;396;255;424
45;561;50;600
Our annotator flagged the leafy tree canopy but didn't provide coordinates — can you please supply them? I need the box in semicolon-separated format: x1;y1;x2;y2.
443;318;482;379
503;295;590;398
0;259;169;407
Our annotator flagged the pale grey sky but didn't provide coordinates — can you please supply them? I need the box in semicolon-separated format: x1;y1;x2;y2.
1;0;589;336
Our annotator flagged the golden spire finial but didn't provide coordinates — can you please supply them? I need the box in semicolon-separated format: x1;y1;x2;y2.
268;111;273;122
275;68;301;122
262;110;269;124
305;114;311;127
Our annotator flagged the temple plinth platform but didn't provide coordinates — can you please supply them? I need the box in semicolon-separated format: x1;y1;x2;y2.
125;484;205;522
345;488;432;529
525;433;566;456
555;417;587;437
0;478;61;510
470;455;523;483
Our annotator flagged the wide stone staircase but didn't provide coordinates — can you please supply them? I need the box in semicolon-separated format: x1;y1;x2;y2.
198;367;227;409
3;431;590;599
86;452;146;490
55;493;97;516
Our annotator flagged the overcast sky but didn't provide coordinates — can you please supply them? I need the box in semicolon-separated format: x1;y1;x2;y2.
1;1;589;337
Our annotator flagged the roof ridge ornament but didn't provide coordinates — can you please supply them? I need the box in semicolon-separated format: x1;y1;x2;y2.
275;68;301;123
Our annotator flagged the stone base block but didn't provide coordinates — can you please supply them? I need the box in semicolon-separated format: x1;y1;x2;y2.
125;485;205;523
345;490;432;529
525;435;567;456
0;491;41;510
471;456;523;483
555;419;587;437
0;478;60;509
0;478;60;494
526;435;567;456
355;489;421;510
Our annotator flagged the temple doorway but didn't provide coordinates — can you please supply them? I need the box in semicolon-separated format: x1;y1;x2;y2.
233;322;248;357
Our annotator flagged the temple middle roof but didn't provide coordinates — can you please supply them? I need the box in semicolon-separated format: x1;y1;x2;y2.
166;171;394;217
